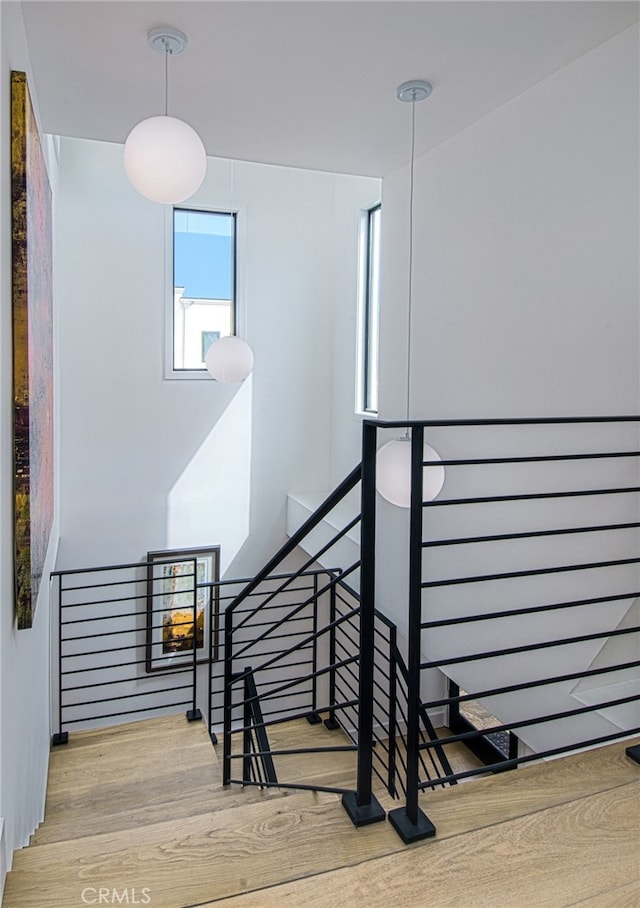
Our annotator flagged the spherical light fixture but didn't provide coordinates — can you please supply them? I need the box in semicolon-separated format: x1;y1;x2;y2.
205;336;254;383
124;27;207;204
124;115;206;204
377;436;444;508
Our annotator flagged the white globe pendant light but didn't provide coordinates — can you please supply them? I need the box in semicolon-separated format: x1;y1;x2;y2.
377;437;444;508
124;27;207;204
376;80;445;508
124;115;206;204
205;336;254;384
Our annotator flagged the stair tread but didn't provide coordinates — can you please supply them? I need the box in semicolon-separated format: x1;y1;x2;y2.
204;782;640;908
31;781;286;846
4;792;404;908
422;736;640;837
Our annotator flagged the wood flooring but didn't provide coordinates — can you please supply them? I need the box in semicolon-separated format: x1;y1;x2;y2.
2;714;638;908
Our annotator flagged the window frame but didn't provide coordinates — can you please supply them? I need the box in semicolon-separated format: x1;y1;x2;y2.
356;202;381;415
164;205;239;380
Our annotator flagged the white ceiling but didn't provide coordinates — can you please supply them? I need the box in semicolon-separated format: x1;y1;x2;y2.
21;0;639;177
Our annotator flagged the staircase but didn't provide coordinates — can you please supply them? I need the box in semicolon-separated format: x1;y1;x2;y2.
3;715;638;907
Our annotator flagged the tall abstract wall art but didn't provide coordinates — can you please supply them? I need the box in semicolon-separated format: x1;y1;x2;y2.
11;71;54;629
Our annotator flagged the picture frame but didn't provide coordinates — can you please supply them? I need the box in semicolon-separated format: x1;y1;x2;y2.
145;546;220;672
11;71;54;629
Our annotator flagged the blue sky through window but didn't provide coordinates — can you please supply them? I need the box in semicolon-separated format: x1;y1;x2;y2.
174;210;234;300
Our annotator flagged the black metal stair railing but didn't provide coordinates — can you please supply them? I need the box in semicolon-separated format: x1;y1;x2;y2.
359;416;640;844
221;466;367;797
220;463;447;820
50;557;204;744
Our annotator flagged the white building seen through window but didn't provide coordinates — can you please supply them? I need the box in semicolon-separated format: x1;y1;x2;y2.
172;208;236;373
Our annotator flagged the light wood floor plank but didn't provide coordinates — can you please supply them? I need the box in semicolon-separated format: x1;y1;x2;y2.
3;792;400;908
31;783;284;846
420;738;640;839
567;881;640;907
207;782;640;908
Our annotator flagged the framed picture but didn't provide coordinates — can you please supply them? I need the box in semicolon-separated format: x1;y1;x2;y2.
145;546;220;672
11;71;54;629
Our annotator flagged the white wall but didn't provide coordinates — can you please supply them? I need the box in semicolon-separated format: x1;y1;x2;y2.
328;175;381;484
372;25;640;737
380;24;639;424
54;140;378;581
0;2;59;894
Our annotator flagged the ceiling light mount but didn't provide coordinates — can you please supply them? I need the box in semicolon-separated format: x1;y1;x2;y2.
147;26;188;56
396;80;433;103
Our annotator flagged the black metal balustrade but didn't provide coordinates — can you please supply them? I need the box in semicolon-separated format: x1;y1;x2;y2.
51;557;202;744
51;414;640;847
358;416;640;843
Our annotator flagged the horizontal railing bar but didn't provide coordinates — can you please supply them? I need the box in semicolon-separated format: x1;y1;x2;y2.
421;624;640;669
424;486;640;509
422;556;640;589
250;704;314;729
60;604;214;626
229;698;361;737
59;591;167;610
62;684;192;708
227;778;354;795
424;658;640;710
367;415;640;429
421;591;640;629
418;728;640;789
230;745;358;760
54;562;170;581
423;451;640;467
61;657;193;675
61;672;196;692
62;622;198;642
54;560;329;582
61;640;192;658
58;584;314;613
423;522;640;549
421;693;640;750
62;700;191;723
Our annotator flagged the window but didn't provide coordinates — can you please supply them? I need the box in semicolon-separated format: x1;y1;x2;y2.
171;208;236;375
357;203;381;413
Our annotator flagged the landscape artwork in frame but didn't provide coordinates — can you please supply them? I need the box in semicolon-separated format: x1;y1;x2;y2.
11;71;54;629
146;546;220;672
